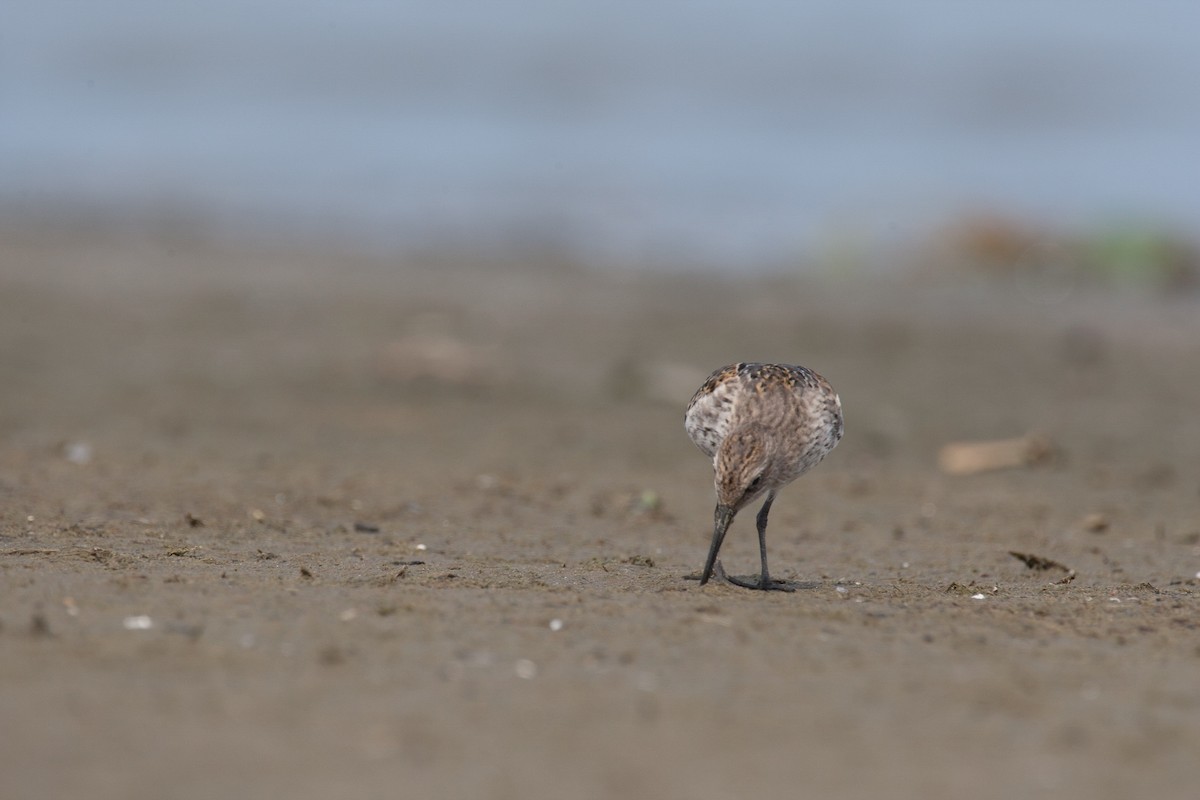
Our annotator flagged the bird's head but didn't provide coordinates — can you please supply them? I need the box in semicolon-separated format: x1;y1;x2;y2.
713;423;776;514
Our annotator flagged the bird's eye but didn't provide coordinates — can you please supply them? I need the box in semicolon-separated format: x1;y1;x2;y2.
748;475;764;491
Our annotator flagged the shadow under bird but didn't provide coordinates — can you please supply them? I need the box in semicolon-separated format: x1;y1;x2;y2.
684;362;843;591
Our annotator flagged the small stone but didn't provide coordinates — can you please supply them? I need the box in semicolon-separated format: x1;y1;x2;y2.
64;441;93;465
30;612;52;637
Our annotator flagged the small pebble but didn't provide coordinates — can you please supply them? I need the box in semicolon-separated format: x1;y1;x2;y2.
971;593;986;600
514;659;537;679
548;618;563;631
123;615;153;630
64;441;92;465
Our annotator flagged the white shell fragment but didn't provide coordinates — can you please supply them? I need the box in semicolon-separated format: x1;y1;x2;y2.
548;618;563;631
64;441;93;465
122;615;153;630
514;659;538;679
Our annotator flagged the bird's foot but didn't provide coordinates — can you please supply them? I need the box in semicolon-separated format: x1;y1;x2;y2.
725;573;796;592
685;561;796;592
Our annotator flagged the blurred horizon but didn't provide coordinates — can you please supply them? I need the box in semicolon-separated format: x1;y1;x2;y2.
3;1;1199;271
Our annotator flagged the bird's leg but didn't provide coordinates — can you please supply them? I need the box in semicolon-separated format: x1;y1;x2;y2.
726;491;794;592
753;491;776;587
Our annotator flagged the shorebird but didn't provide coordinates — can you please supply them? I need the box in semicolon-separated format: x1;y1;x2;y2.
684;362;843;591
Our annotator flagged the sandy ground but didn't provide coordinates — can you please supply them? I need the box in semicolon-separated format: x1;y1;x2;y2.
2;226;1199;800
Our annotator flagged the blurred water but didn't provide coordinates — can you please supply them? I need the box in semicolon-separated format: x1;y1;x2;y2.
2;1;1198;269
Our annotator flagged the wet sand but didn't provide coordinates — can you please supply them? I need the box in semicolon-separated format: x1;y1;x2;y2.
2;226;1199;799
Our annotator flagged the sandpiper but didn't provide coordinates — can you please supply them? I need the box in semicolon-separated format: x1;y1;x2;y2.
684;362;843;591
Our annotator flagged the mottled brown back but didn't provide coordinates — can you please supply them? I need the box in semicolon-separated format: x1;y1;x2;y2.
685;362;843;486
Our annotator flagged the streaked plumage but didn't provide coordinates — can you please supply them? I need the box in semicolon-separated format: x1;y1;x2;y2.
684;362;843;590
